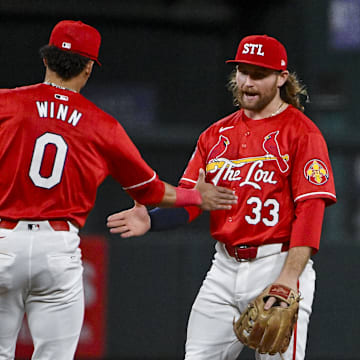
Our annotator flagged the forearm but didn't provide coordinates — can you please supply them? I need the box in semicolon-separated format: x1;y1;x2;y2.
273;200;325;291
130;170;237;211
158;183;176;206
128;181;201;207
275;246;312;290
290;198;325;252
157;183;202;207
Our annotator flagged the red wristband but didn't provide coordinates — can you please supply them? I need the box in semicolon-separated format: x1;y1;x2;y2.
174;187;202;207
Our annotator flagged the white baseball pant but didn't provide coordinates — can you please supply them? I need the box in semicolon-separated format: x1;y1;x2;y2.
0;220;84;360
185;241;315;360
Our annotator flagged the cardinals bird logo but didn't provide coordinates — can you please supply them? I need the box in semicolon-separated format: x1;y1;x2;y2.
207;135;230;163
262;131;289;172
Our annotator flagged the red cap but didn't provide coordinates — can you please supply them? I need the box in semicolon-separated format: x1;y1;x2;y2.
226;35;287;71
49;20;102;65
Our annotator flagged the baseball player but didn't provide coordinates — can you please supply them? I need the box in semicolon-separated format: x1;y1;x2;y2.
107;35;337;359
0;20;237;360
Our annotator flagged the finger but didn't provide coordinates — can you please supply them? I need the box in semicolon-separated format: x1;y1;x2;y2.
280;301;289;308
207;201;237;210
107;219;127;228
197;168;205;182
213;199;237;205
120;230;135;238
215;189;238;202
107;213;125;222
264;296;276;310
216;186;237;194
213;205;233;210
109;225;129;234
217;194;238;202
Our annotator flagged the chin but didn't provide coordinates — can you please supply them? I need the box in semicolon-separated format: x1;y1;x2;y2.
240;100;262;111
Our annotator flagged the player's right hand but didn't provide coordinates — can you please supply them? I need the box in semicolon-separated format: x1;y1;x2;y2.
195;168;237;211
107;201;150;238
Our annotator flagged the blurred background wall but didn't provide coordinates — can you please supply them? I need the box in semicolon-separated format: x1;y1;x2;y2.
1;0;359;359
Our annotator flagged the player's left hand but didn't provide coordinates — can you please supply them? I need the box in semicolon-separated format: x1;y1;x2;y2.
264;295;289;310
264;278;298;310
233;283;300;355
107;201;150;238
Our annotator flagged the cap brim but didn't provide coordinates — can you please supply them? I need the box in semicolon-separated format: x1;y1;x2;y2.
225;59;284;71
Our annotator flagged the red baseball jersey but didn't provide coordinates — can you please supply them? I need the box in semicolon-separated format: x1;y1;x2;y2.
180;105;336;247
0;83;164;227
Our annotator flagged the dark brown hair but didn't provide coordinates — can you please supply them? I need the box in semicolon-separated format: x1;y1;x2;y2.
40;45;90;80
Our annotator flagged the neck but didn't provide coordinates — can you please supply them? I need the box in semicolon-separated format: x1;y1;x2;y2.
44;70;84;93
244;96;287;120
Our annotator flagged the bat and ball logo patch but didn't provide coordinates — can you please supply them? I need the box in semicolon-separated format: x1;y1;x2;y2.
304;159;329;185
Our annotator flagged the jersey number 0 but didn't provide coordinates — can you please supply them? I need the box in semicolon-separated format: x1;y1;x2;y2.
29;133;68;189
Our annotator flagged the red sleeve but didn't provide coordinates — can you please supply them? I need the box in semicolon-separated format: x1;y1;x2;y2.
291;133;336;206
124;176;165;205
290;198;325;253
105;121;165;205
179;133;207;188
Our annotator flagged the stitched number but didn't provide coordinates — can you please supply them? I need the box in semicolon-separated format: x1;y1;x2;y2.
262;198;279;226
245;197;262;225
245;197;279;226
29;133;68;189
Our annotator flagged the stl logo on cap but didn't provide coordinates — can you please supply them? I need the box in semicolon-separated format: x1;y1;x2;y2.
304;159;329;185
242;43;265;57
226;34;287;71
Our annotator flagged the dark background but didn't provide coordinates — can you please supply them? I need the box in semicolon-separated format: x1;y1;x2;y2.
1;0;359;359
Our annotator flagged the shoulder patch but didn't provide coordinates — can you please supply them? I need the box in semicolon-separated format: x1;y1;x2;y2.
304;159;329;185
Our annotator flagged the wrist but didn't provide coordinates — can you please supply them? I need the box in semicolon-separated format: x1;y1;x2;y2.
274;275;298;291
149;207;189;231
174;187;202;207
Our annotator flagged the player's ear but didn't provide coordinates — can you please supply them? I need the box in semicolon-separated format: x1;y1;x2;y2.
42;58;48;67
277;70;289;88
85;61;94;77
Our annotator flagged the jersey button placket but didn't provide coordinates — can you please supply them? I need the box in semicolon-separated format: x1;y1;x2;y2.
241;130;250;150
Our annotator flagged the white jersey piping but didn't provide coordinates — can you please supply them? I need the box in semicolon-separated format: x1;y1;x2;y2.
123;171;157;190
294;191;336;202
180;177;197;184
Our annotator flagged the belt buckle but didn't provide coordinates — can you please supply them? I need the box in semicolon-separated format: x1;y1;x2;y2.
28;223;40;231
234;245;251;262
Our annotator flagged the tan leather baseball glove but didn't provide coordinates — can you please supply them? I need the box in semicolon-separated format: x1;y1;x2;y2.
233;284;300;355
